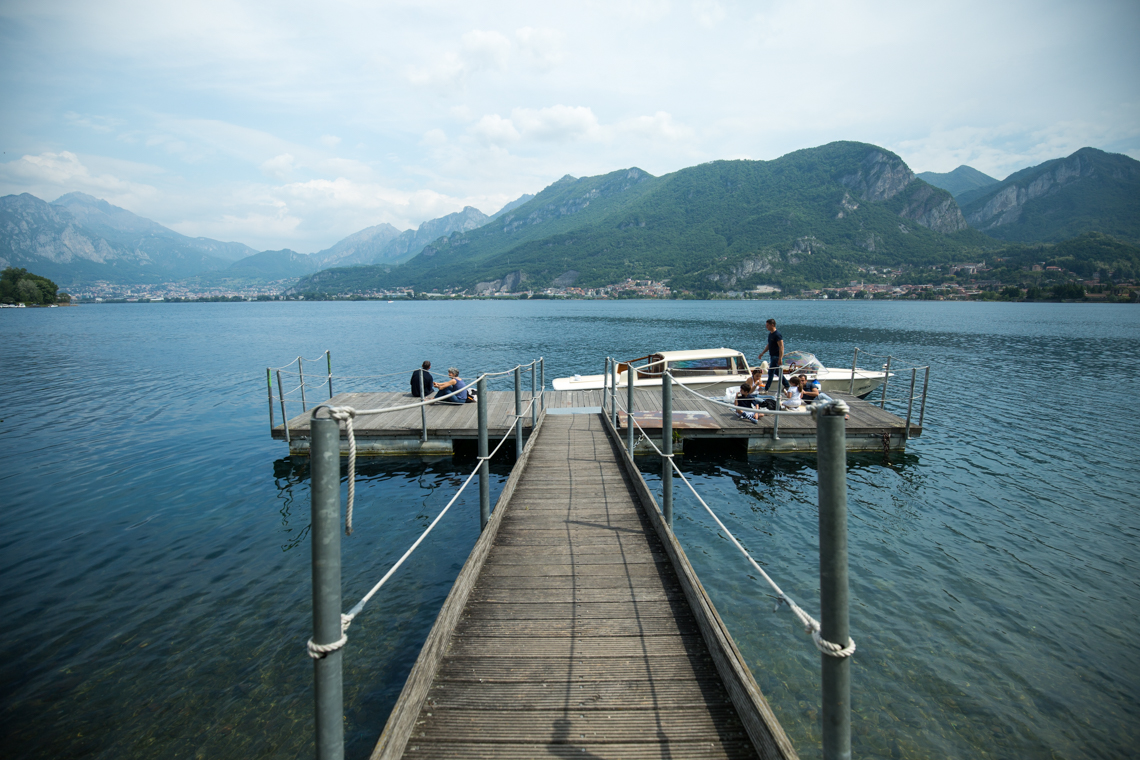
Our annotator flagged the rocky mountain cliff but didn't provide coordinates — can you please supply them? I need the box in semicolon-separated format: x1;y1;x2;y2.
295;141;979;295
958;148;1140;243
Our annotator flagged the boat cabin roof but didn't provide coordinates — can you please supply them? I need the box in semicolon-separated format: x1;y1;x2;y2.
653;348;745;361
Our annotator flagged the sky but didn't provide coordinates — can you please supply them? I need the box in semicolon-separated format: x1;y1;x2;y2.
1;0;1138;253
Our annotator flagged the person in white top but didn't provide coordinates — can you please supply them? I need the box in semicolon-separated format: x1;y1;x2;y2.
782;375;803;409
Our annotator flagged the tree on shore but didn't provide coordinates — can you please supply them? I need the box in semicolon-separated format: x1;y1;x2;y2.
0;267;67;304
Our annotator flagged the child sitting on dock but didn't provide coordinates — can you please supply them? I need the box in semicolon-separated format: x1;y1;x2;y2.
781;376;803;409
434;368;474;404
734;383;764;422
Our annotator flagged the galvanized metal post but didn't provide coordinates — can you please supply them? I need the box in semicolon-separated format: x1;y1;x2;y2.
626;362;635;455
267;368;275;434
772;366;784;441
918;366;930;429
531;361;537;430
514;365;523;457
326;350;333;399
662;372;673;528
276;369;291;445
540;358;545;410
603;357;610;417
817;403;851;760
477;377;489;530
879;356;892;409
904;367;917;440
299;357;308;412
309;416;344;760
610;359;618;429
849;348;859;396
420;403;427;443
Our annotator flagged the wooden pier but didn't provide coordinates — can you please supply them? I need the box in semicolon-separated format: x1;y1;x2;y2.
370;412;797;760
272;389;920;455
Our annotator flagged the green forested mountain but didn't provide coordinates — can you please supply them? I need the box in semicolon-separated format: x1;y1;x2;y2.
959;148;1140;243
295;141;993;295
917;165;999;198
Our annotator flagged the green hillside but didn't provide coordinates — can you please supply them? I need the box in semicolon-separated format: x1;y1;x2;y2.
296;142;991;295
959;148;1140;243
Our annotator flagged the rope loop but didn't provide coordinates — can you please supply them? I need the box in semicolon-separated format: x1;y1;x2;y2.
812;629;857;658
306;614;353;659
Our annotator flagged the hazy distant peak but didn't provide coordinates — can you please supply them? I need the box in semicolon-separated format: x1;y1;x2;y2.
490;193;536;220
917;165;999;198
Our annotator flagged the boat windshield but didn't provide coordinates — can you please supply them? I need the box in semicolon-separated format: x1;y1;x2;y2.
784;351;823;374
667;357;735;377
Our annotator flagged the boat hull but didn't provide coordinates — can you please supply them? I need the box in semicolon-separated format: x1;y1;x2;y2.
552;369;888;399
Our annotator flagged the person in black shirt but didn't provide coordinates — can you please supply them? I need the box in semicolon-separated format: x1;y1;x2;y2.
410;360;434;398
762;318;790;392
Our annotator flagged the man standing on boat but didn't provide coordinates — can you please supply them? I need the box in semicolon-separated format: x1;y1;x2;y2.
762;319;790;393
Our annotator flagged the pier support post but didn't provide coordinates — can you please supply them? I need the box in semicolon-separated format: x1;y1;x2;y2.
531;361;537;430
266;368;275;435
662;372;673;528
310;416;344;760
818;403;851;760
627;363;635;455
918;366;930;429
540;358;545;411
611;359;618;429
514;366;523;458
849;348;859;396
772;366;784;441
604;357;610;418
420;404;427;443
299;357;308;412
477;377;490;531
880;356;892;409
276;370;290;445
326;350;333;399
904;367;917;440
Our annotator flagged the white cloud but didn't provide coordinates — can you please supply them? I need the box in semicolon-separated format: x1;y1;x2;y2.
421;129;448;147
514;27;563;71
405;29;511;90
0;151;159;207
691;0;725;28
461;30;511;70
319;134;341;148
512;105;601;142
469;114;521;146
260;153;296;180
614;111;694;142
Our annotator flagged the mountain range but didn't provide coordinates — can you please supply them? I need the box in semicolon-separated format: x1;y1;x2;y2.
0;192;530;287
3;143;1137;294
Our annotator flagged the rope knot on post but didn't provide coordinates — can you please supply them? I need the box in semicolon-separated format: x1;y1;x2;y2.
306;614;353;659
326;406;357;535
811;629;857;659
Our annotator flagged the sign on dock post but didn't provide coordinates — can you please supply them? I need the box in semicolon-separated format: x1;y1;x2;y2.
309;415;344;760
817;403;851;760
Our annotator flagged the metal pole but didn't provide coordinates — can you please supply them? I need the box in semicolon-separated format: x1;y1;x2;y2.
918;366;930;429
879;356;892;409
772;366;784;441
627;362;635;455
540;358;545;411
276;369;291;445
849;348;859;396
477;377;489;530
611;359;618;429
603;357;610;417
326;350;333;400
531;361;537;430
817;402;851;760
420;403;427;443
310;416;344;760
904;367;917;440
267;368;275;434
299;357;308;412
662;372;673;528
514;365;523;457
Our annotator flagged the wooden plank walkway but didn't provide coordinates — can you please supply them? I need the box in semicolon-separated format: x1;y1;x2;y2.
371;413;795;760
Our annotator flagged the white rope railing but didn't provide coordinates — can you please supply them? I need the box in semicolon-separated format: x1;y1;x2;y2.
612;384;855;659
305;372;542;659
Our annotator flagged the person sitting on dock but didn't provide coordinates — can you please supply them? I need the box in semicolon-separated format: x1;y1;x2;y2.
781;376;804;409
434;368;473;403
800;375;821;403
410;360;434;398
734;383;764;422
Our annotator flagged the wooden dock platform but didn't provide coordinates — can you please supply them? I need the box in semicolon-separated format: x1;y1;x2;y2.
370;412;796;760
272;388;920;455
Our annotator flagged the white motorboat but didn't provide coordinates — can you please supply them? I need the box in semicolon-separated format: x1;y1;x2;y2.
552;348;890;399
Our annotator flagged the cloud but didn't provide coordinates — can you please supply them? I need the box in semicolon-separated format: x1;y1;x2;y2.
514;27;563;70
513;105;601;142
421;129;448;147
319;135;341;148
260;153;296;180
0;151;159;206
615;111;694;142
405;29;511;90
691;1;726;28
469;114;521;146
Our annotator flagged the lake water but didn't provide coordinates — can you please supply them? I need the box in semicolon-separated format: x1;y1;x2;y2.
1;300;1137;759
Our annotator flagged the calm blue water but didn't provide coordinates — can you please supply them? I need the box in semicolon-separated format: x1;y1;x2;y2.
1;300;1137;759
